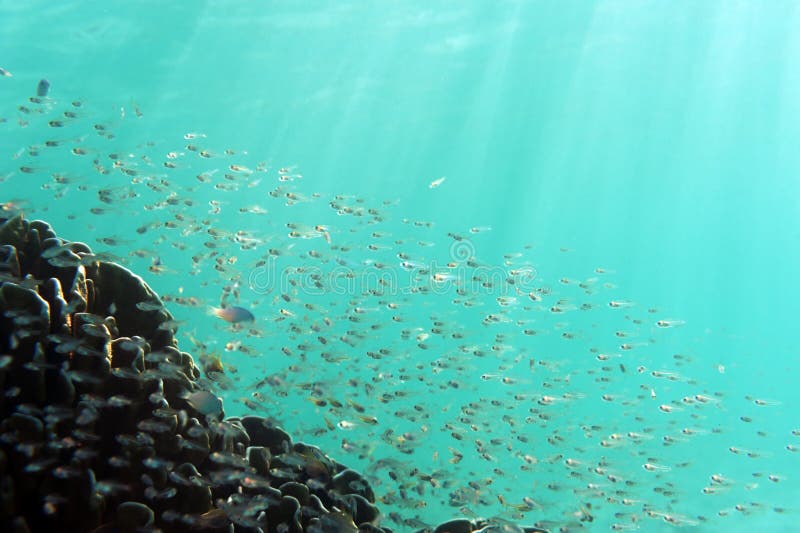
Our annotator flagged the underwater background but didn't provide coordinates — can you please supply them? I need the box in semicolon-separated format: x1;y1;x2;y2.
2;1;799;531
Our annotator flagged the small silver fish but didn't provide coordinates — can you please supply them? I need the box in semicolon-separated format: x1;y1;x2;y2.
136;300;165;312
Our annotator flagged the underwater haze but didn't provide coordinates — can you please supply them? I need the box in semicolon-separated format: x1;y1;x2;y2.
2;0;800;531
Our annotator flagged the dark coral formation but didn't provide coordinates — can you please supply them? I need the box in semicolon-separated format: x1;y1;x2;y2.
0;214;389;532
0;214;547;533
419;520;548;533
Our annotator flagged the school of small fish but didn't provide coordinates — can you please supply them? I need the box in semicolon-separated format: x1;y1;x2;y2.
1;80;796;530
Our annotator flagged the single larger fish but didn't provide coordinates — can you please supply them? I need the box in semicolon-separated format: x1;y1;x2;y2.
36;79;50;97
181;390;223;418
209;305;255;323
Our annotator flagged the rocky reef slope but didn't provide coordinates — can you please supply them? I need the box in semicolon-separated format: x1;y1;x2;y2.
0;214;544;533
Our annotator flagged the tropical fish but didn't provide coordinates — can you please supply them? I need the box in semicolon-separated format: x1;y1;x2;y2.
428;176;446;189
36;79;50;97
209;305;255;323
181;390;223;417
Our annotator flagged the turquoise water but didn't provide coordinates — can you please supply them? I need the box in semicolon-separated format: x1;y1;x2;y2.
2;1;799;530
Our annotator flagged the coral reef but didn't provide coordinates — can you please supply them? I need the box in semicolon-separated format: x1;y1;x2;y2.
0;214;390;532
0;214;545;533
